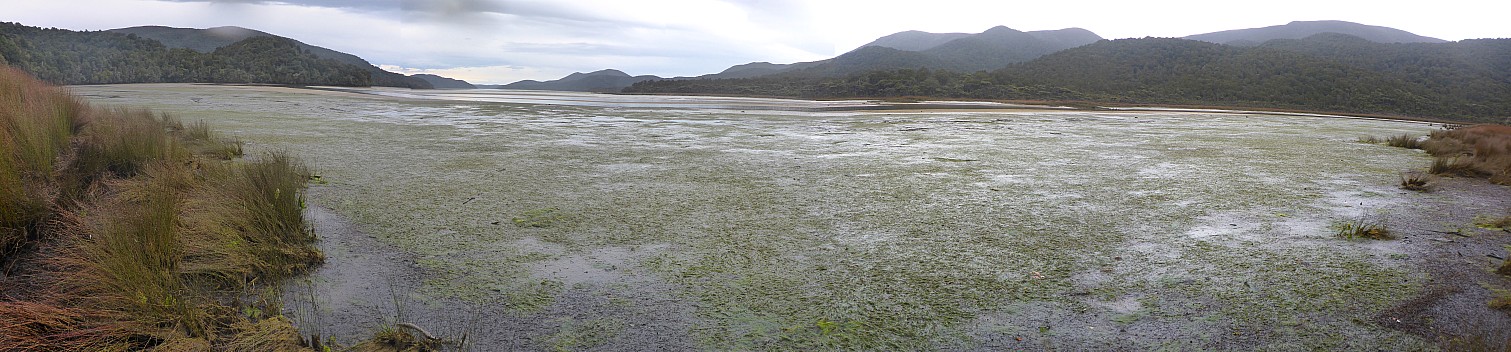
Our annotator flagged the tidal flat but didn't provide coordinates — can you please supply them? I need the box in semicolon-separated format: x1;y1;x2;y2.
70;84;1510;350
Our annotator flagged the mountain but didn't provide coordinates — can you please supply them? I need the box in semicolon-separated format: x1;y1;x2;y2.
860;30;972;51
108;25;264;52
411;74;475;89
1184;20;1447;46
109;25;435;89
501;69;661;92
0;22;370;86
626;34;1511;122
920;26;1103;72
696;26;1104;80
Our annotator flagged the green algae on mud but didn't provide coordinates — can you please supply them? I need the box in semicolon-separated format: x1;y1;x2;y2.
72;84;1446;349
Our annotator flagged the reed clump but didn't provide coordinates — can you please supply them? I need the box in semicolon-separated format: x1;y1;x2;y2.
0;67;320;350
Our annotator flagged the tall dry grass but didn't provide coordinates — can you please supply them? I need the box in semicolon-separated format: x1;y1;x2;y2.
0;67;319;350
0;66;84;260
1424;124;1511;184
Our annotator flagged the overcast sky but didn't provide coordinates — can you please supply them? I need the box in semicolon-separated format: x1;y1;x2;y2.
9;0;1510;84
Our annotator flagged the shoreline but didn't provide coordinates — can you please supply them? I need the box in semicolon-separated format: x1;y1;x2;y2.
71;83;1478;125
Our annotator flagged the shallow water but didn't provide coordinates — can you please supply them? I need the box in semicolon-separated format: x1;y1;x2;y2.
73;85;1447;350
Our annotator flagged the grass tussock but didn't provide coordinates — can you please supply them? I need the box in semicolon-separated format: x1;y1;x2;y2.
0;67;319;350
1386;134;1425;149
1424;124;1511;184
1333;216;1393;240
1492;289;1511;310
1400;171;1435;192
1500;251;1511;277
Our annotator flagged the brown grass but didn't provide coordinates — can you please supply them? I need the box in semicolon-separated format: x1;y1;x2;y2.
1424;125;1511;184
0;67;318;351
0;301;133;350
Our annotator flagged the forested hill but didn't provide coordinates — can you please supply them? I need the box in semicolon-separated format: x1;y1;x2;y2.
626;35;1511;123
1184;20;1446;46
109;25;432;89
0;22;430;88
685;26;1103;81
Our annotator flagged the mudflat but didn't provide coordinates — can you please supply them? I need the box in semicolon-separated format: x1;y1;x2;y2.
71;84;1511;350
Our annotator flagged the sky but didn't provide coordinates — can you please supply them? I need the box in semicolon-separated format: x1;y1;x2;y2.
8;0;1511;84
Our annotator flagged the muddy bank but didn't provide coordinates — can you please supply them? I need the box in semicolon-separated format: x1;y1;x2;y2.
1371;176;1511;345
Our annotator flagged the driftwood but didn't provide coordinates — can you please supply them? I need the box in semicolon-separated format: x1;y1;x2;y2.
396;322;468;348
396;322;442;342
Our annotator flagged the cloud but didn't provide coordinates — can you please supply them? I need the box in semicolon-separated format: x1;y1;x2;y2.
99;0;833;82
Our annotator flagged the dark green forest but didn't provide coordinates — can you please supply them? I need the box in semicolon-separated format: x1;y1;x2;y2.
0;22;372;86
627;36;1511;123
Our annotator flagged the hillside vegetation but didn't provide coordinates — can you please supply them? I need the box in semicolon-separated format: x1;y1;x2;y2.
690;26;1103;80
108;25;433;89
0;66;320;350
627;36;1511;123
0;22;430;88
